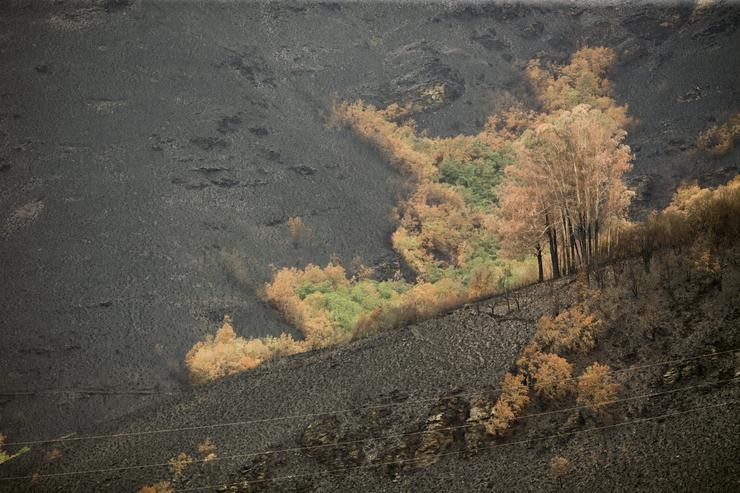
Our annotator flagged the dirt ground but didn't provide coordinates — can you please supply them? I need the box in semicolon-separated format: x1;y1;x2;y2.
0;1;738;487
3;267;738;491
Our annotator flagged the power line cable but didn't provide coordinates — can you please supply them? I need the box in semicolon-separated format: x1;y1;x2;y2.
2;377;736;482
0;389;179;397
5;347;736;447
173;400;739;492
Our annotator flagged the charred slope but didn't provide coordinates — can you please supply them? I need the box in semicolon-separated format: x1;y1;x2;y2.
0;0;738;451
3;259;739;492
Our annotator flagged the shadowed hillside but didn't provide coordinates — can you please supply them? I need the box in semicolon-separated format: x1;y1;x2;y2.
0;1;738;489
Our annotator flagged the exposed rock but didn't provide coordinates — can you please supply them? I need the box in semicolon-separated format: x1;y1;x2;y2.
413;395;468;466
300;417;365;468
443;2;532;21
223;50;276;88
289;164;317;176
522;21;544;39
626;173;659;218
233;451;282;490
189;136;230;151
464;394;494;452
471;28;510;52
382;42;465;110
680;361;700;379
621;7;690;42
103;0;136;13
217;115;243;134
691;8;740;41
616;39;649;65
662;367;680;385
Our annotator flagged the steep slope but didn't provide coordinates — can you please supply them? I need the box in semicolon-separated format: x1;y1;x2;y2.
2;259;738;491
0;0;738;454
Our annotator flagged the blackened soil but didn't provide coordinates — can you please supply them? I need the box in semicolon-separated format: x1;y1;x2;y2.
0;0;738;471
3;273;738;492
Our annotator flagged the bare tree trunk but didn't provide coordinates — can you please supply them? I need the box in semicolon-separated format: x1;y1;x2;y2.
561;215;571;275
536;242;544;283
594;219;600;265
545;213;560;279
568;217;580;272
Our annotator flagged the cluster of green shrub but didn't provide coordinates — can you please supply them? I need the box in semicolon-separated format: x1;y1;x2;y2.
187;47;630;382
295;278;412;333
439;141;510;210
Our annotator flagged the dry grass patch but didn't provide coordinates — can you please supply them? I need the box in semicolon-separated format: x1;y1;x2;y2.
549;455;570;484
44;448;62;462
696;113;739;156
168;452;193;479
138;481;173;493
5;199;45;233
197;438;217;463
287;216;309;246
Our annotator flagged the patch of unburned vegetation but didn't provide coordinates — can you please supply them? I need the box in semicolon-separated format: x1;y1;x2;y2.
185;316;302;385
0;433;29;465
187;45;739;385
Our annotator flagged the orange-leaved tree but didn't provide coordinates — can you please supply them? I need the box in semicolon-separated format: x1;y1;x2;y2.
485;372;530;436
530;352;574;400
526;46;628;127
535;305;603;354
576;362;622;418
500;104;633;277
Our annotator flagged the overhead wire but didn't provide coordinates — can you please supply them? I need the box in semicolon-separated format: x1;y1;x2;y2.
4;347;737;447
2;377;736;482
173;400;740;492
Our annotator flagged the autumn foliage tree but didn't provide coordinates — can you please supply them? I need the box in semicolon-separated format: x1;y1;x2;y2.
485;372;530;436
494;177;548;281
497;47;633;279
524;352;574;400
526;46;629;127
577;363;622;418
535;305;603;354
332;98;516;284
613;176;740;266
506;105;633;276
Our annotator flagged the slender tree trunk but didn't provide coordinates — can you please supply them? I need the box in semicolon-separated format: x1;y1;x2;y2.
536;242;544;283
586;221;592;266
594;220;600;265
561;214;571;275
545;213;560;279
568;217;580;272
578;213;589;268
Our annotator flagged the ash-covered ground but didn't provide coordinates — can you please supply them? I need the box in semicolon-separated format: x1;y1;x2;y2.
0;0;738;477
